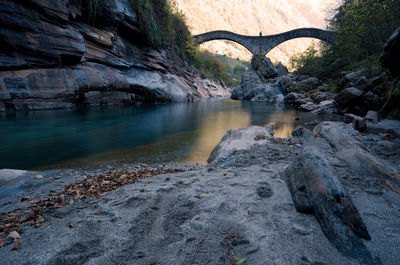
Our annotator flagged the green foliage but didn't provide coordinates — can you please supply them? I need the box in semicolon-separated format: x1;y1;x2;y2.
190;50;245;87
289;45;319;71
291;0;400;78
328;0;400;61
130;0;193;60
289;44;334;78
79;0;100;21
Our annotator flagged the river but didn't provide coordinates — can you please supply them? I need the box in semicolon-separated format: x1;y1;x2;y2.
0;99;317;170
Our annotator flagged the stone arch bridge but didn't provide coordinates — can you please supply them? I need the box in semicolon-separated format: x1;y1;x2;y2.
194;28;335;56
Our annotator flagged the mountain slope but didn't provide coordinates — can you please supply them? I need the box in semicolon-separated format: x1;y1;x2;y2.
176;0;338;64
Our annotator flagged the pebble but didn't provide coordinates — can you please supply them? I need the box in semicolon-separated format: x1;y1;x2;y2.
8;231;20;240
35;174;44;179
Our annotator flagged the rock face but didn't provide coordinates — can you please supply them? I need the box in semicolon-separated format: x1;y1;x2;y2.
381;27;400;77
0;0;229;111
251;54;278;79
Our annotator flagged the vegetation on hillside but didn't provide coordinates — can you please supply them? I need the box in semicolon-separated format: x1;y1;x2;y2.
190;49;248;87
80;0;242;87
290;0;400;77
131;0;246;86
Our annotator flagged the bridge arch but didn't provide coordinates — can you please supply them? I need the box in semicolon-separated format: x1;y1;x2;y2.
194;28;335;57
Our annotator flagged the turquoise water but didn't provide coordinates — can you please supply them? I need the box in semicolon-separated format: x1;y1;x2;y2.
0;99;317;170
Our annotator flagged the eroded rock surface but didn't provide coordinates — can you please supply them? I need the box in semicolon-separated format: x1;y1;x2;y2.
0;0;230;111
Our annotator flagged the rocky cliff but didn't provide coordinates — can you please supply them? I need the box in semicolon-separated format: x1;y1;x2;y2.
0;0;229;112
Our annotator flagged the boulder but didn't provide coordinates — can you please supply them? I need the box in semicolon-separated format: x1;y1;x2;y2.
231;69;283;102
276;75;293;93
334;87;363;107
299;102;319;112
312;100;339;115
353;76;371;91
207;125;274;165
365;110;380;123
250;83;284;104
311;92;331;103
251;55;278;79
297;77;321;91
285;92;306;106
381;27;400;77
343;70;366;83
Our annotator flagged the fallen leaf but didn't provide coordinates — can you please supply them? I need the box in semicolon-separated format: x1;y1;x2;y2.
223;233;240;241
236;258;247;265
10;240;20;250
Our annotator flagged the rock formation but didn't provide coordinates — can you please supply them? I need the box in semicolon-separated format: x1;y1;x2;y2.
0;0;229;112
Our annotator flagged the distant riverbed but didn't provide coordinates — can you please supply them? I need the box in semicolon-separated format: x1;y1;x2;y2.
0;99;317;170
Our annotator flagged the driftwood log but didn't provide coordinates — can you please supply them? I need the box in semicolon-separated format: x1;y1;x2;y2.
284;141;382;265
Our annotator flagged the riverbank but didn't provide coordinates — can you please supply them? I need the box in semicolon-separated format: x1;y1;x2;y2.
1;119;399;264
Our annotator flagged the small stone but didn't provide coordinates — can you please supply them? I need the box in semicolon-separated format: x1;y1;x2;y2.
68;223;74;229
8;231;20;240
35;174;44;179
256;182;273;198
246;245;260;254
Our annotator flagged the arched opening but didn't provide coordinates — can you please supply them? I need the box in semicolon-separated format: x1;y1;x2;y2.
198;40;252;62
266;37;325;68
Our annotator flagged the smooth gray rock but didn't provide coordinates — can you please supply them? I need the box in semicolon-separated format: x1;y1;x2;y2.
334;87;363;107
344;70;366;83
299;102;319;111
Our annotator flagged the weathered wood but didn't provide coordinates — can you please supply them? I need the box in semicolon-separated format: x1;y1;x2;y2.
284;143;381;264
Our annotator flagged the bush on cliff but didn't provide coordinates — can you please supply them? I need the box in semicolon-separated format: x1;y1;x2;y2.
131;0;192;60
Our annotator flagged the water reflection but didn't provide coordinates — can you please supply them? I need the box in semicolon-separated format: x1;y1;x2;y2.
0;99;317;170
